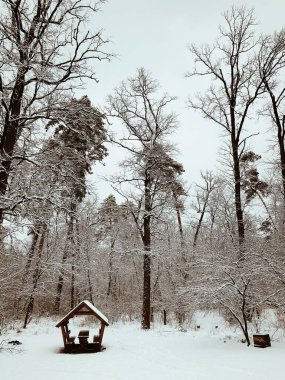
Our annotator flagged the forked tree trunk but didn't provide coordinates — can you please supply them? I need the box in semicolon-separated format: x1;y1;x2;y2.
193;199;208;248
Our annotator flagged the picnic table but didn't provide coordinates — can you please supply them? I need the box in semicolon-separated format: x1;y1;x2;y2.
78;330;89;345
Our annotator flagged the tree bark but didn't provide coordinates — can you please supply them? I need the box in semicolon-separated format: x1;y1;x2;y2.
70;257;75;310
107;235;117;297
23;223;41;279
23;223;47;328
0;68;27;223
85;249;94;303
265;83;285;223
193;198;208;248
173;191;184;247
142;174;151;329
54;204;76;313
232;140;245;250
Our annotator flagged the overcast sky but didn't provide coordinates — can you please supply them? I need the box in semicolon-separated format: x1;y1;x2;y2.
83;0;285;201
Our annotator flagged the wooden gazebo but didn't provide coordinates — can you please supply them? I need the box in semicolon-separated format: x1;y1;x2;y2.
56;300;109;353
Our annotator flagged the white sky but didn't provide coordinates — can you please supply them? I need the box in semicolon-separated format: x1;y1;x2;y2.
83;0;285;201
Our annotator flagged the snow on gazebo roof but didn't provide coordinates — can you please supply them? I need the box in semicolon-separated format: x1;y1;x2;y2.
55;300;109;327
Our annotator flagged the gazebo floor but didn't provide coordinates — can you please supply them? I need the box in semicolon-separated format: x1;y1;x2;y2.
64;342;102;353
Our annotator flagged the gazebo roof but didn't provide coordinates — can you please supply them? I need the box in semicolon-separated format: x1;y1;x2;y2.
55;300;109;327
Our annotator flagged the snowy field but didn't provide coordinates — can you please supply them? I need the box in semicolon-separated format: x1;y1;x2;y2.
1;313;285;380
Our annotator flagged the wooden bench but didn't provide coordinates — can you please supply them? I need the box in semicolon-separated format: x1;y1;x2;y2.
66;335;76;343
93;335;100;343
64;329;75;344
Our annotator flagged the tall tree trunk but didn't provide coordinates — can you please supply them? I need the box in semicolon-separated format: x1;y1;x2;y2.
85;249;94;303
209;209;216;247
232;140;245;250
265;83;285;227
54;204;76;313
173;190;188;272
70;254;75;310
24;223;41;275
23;223;47;328
173;191;184;248
70;217;79;310
142;174;151;329
83;221;94;303
0;66;28;224
193;198;208;248
87;268;94;303
107;239;116;297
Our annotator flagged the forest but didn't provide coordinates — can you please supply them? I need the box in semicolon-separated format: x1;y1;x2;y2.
1;0;285;351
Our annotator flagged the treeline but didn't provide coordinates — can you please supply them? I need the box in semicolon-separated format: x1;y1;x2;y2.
1;3;285;346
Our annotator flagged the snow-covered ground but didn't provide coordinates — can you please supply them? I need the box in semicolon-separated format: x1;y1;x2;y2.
1;312;285;380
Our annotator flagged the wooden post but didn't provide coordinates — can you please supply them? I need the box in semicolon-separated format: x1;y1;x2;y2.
61;324;67;346
99;323;105;345
163;309;167;325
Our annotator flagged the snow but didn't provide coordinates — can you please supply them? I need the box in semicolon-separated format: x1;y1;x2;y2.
1;313;285;380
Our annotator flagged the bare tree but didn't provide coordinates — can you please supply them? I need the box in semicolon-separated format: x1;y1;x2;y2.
258;30;285;223
193;171;218;248
182;244;271;346
188;7;265;252
108;68;183;329
49;96;107;313
0;0;110;224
